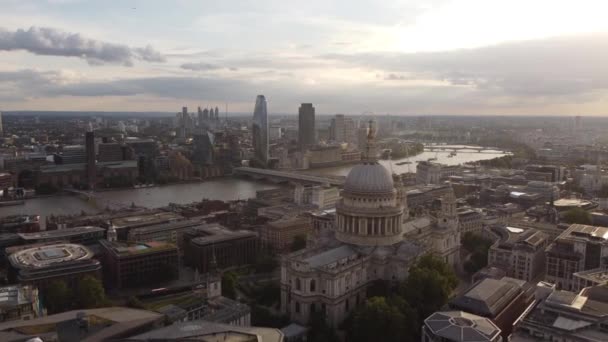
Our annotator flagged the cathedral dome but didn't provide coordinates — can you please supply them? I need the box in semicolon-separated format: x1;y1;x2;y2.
344;162;394;194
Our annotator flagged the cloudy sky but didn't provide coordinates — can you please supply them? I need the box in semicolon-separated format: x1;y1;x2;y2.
1;0;608;115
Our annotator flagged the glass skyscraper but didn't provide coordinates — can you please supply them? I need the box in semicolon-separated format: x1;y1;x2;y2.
298;103;315;150
252;95;269;166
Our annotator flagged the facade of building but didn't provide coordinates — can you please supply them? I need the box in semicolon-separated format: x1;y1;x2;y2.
416;161;441;185
183;224;258;273
422;311;502;342
298;103;315;151
545;224;608;291
99;239;179;290
97;143;124;162
252;95;269;166
7;243;101;291
0;285;42;323
458;208;484;235
85;131;96;189
487;225;549;282
260;216;312;251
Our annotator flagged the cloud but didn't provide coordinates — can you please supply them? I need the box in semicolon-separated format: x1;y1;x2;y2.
322;33;608;97
0;26;165;65
180;62;223;71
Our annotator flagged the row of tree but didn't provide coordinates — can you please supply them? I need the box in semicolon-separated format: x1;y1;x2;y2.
45;276;108;314
335;255;458;342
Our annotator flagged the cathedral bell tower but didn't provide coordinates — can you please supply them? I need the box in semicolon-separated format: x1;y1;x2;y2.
438;189;458;230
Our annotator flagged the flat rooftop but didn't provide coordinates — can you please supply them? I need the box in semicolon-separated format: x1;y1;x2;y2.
111;211;184;229
101;240;177;257
18;226;105;240
560;224;608;243
191;224;257;246
8;243;95;270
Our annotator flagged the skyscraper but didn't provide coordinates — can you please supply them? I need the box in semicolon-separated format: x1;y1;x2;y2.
330;114;345;142
0;111;3;136
298;103;315;150
85;131;96;190
252;95;269;166
214;107;220;120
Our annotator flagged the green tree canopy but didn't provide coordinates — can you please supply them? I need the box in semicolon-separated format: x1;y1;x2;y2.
222;271;238;299
45;280;72;314
562;207;592;225
461;232;494;274
290;234;307;252
348;297;408;342
76;276;107;309
401;254;458;320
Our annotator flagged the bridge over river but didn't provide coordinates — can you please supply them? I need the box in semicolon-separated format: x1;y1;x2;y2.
233;167;345;186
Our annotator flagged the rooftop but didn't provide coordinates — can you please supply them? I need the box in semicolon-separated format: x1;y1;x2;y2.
100;240;177;257
451;277;524;317
190;223;257;246
111;211;184;229
129;320;283;341
559;224;608;243
8;243;95;270
18;226;105;241
424;311;501;342
304;245;359;268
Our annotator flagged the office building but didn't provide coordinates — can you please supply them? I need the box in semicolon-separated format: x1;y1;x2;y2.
545;224;608;291
0;111;3;136
129;320;284;342
449;277;532;337
7;243;101;291
416;161;442;184
97;143;124;162
329;114;344;142
85;131;96;189
0;307;164;341
487;225;549;282
252;95;269;166
458;208;484;235
183;224;258;273
0;285;42;322
298;103;315;150
512;283;608;342
58;145;87;164
99;240;179;290
18;226;106;246
260;216;312;251
422;311;502;342
127;220;202;249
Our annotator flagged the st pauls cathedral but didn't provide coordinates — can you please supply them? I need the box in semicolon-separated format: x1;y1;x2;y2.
280;122;461;327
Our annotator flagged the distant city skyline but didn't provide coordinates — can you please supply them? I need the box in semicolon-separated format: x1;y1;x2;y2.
1;1;608;115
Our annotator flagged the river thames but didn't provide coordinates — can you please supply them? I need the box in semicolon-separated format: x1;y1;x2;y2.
0;145;508;226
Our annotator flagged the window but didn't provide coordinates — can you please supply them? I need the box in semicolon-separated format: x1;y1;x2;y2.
295;301;301;313
310;279;316;292
296;278;301;291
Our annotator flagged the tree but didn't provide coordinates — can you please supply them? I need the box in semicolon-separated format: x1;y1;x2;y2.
461;232;494;274
126;296;146;309
222;271;238;299
290;234;307;252
401;255;458;321
598;184;608;198
45;280;72;314
254;251;278;273
308;310;339;342
348;297;408;342
76;276;107;309
563;208;592;225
